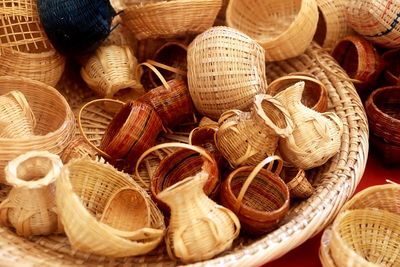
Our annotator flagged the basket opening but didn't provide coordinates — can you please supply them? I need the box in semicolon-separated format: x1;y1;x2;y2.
260;99;288;129
373;88;400;120
332;40;359;79
16;156;53;182
314;8;327;46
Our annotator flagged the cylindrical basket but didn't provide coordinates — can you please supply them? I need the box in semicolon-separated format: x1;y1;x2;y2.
0;76;75;184
121;0;222;40
187;26;267;119
226;0;319;61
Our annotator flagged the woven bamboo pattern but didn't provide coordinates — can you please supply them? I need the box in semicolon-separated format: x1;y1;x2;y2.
121;0;222;40
330;209;400;267
0;43;369;266
314;0;353;48
365;86;400;146
346;0;400;48
0;151;63;237
56;158;165;257
81;45;140;97
187;26;267;119
226;0;319;61
0;76;75;184
282;167;314;199
60;136;97;163
0;90;36;138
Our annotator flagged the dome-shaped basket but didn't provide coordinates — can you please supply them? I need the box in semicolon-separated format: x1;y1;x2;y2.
226;0;319;61
121;0;222;40
0;76;75;184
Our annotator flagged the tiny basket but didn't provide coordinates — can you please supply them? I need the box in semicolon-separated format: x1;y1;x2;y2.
121;0;222;40
220;156;290;234
0;90;36;138
226;0;319;61
60;136;97;163
346;0;400;48
187;26;267;119
0;76;75;184
56;158;165;257
365;86;400;146
281;167;314;199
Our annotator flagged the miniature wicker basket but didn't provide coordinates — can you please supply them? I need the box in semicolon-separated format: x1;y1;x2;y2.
0;76;75;184
56;158;165;257
121;0;222;40
187;26;267;119
60;136;97;163
281;167;314;199
346;0;400;48
226;0;319;61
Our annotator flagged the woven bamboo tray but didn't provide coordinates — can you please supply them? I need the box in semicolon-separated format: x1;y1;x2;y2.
0;42;368;266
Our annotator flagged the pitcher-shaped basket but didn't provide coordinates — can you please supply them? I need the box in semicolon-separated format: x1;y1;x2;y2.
157;170;240;263
276;82;343;170
0;151;63;237
216;94;293;167
80;45;141;97
0;90;36;138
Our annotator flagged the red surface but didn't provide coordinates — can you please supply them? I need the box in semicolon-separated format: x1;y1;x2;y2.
263;147;400;267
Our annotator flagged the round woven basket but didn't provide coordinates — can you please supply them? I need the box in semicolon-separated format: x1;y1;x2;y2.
0;76;75;184
0;43;368;266
226;0;319;61
121;0;222;40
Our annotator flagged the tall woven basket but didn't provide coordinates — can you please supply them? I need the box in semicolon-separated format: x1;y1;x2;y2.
0;43;368;266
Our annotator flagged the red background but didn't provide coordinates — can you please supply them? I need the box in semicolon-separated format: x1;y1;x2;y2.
264;148;400;267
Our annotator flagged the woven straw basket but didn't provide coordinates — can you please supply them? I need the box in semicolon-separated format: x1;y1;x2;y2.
226;0;319;61
0;76;75;184
0;43;368;266
121;0;222;40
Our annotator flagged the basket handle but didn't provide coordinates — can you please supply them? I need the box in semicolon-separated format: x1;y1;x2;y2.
236;155;283;206
146;59;187;76
136;62;171;90
77;98;125;160
7;90;37;129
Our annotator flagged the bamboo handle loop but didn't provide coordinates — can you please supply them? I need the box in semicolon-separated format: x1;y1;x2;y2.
146;59;187;76
136;62;170;89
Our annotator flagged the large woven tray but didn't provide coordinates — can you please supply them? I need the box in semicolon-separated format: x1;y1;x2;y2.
0;43;368;266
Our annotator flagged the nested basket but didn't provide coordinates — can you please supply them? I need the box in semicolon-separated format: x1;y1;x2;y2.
346;0;400;48
0;43;369;266
0;76;75;184
226;0;319;61
121;0;222;40
187;26;267;119
56;158;165;257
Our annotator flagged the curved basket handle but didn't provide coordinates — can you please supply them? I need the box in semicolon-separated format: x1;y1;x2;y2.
236;155;283;206
216;206;241;239
146;59;187;76
77;98;125;160
135;142;213;186
136;62;171;90
8;90;37;129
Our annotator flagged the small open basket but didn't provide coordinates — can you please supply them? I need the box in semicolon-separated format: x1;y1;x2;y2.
121;0;222;40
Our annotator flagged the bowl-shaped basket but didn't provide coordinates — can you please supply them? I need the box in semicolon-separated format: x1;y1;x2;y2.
121;0;222;40
226;0;319;61
0;76;75;184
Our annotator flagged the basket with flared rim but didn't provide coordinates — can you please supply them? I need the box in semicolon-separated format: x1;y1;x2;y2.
0;76;75;184
56;158;165;258
226;0;319;61
120;0;222;40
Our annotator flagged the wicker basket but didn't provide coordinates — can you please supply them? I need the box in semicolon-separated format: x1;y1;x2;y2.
381;48;400;85
187;26;267;119
0;76;75;184
226;0;319;61
121;0;222;40
0;43;368;266
346;0;400;48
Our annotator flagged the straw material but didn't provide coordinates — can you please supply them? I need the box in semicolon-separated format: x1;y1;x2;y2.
276;82;344;170
121;0;221;40
80;45;141;98
216;94;293;167
226;0;319;61
0;90;36;138
330;209;400;267
187;26;267;119
157;171;240;263
221;156;290;234
0;151;63;237
56;158;165;257
314;0;353;49
60;136;97;164
282;167;314;199
0;43;368;266
346;0;400;48
0;76;75;184
365;86;400;146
